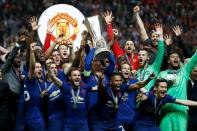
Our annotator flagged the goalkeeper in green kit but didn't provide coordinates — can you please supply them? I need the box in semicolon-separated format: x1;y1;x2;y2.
157;49;197;131
136;23;164;91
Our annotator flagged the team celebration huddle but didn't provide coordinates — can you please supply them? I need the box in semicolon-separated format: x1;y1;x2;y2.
0;1;197;131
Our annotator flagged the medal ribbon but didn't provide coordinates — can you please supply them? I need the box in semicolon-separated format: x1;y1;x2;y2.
125;53;134;66
71;87;80;106
46;82;54;91
154;97;162;116
36;78;47;93
111;90;118;108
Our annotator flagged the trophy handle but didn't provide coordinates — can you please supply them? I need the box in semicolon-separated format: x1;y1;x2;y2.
83;19;96;41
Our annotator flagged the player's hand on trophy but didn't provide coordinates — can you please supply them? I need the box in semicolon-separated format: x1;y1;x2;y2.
80;39;87;49
81;30;88;40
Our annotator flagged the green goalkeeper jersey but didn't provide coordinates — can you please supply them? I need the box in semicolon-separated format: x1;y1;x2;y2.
136;40;164;91
158;49;197;112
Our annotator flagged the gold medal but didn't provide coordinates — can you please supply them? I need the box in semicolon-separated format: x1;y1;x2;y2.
115;104;118;109
73;103;77;109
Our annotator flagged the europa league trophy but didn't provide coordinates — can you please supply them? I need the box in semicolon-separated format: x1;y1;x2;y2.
83;15;111;60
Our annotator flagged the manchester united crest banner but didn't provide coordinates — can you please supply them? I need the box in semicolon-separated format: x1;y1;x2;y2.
37;4;86;50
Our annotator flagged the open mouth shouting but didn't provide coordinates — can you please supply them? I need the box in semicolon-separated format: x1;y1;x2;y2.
122;72;129;79
126;47;132;53
127;47;131;50
37;71;42;78
115;86;120;91
172;59;179;67
62;52;67;58
139;58;144;65
153;39;158;43
55;57;60;65
159;91;166;98
139;58;143;63
73;79;80;86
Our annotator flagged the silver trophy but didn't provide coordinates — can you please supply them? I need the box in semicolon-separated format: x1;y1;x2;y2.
83;15;111;60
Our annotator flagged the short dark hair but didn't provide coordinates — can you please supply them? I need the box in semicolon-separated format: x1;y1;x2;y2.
139;49;149;56
118;62;131;71
168;50;183;62
67;67;80;77
125;39;136;47
57;44;67;51
117;55;130;70
52;49;59;53
154;78;172;88
110;72;121;79
168;50;180;57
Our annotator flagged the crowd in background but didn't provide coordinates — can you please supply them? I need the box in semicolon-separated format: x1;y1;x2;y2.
0;0;197;51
